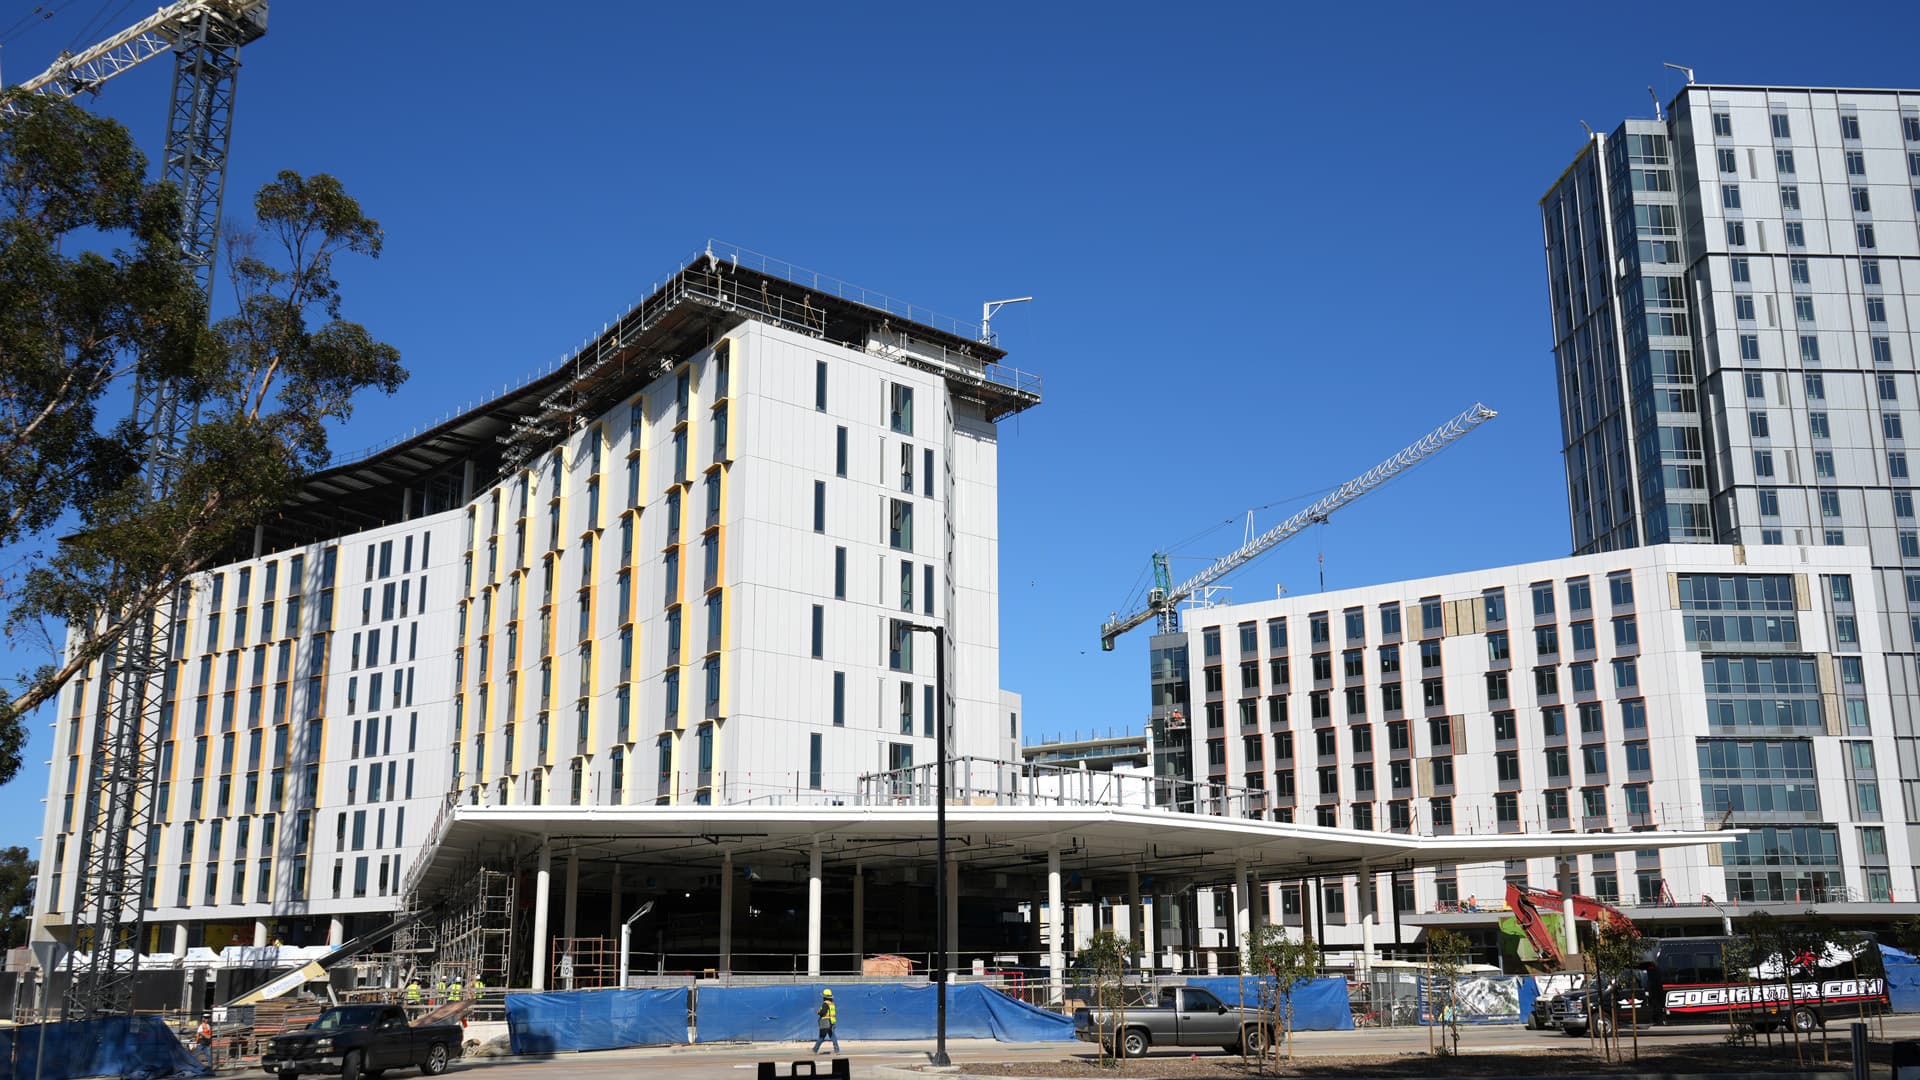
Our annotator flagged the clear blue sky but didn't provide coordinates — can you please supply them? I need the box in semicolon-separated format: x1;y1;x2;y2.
3;1;1916;853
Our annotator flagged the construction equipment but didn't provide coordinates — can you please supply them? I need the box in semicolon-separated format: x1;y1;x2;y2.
1505;882;1634;971
221;906;437;1009
5;0;268;1019
1099;402;1498;651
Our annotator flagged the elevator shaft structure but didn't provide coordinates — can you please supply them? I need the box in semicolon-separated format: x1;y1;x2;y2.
7;0;267;1019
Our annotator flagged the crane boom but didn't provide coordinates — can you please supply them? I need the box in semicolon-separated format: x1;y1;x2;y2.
1099;402;1497;650
2;0;266;109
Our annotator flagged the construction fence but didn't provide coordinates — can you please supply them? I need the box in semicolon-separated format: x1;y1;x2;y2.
504;981;1074;1052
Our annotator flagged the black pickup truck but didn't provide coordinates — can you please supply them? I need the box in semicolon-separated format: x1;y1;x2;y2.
263;1004;461;1080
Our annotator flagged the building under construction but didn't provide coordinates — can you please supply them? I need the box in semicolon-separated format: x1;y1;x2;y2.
27;239;1740;1001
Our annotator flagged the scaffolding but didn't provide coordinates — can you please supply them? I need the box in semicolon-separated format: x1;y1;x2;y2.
433;869;513;989
548;938;614;990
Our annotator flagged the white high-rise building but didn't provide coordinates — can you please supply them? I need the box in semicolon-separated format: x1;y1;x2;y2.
31;245;1040;957
1541;84;1920;887
1159;543;1910;950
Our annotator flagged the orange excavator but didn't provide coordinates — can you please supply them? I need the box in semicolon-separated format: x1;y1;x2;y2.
1505;882;1635;969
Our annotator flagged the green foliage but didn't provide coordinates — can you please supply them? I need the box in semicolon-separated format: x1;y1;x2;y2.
0;93;405;782
1081;930;1130;1068
1245;923;1317;1066
1427;929;1469;1056
0;845;34;950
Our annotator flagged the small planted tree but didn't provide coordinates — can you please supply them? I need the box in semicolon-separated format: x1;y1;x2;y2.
1245;923;1319;1070
1426;929;1469;1057
1081;930;1131;1068
1587;914;1644;1062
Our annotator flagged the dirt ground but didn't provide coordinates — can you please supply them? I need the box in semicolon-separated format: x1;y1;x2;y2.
946;1043;1874;1077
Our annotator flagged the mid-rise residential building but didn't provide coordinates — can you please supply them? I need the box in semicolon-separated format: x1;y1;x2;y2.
1540;84;1920;884
1158;544;1911;947
31;246;1040;955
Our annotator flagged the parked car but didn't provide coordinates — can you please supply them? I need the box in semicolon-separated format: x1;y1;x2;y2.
262;1003;462;1080
1072;985;1271;1058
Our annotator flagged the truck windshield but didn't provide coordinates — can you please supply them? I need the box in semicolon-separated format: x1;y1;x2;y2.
311;1007;387;1031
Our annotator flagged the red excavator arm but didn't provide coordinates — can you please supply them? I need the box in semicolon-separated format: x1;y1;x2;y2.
1504;882;1633;969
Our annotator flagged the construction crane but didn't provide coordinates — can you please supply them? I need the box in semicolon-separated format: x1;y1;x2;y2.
6;0;269;1019
1099;402;1497;651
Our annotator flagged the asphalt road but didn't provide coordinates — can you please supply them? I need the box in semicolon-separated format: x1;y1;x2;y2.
423;1014;1920;1080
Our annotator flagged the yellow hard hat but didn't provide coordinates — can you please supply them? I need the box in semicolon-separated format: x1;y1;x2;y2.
821;989;833;997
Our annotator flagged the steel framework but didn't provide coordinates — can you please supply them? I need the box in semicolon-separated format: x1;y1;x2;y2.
5;0;268;1019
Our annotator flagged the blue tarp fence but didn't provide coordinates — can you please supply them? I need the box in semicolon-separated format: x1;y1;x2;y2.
1518;976;1540;1019
2;1016;208;1080
1880;944;1920;1014
505;988;688;1054
692;983;1073;1043
1182;976;1356;1031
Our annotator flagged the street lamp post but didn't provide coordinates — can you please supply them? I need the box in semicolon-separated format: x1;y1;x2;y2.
617;900;654;990
905;622;950;1067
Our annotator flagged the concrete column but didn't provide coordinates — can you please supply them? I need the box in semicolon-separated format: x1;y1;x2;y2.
1127;870;1144;968
1047;847;1064;1003
531;841;552;991
609;862;622;940
1562;892;1580;957
852;865;865;965
719;851;734;975
254;919;269;947
1142;895;1156;968
563;848;580;941
807;842;823;977
1234;861;1252;960
327;917;344;946
173;924;189;953
945;855;960;974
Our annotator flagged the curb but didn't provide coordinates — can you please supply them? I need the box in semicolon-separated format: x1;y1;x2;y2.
875;1060;1858;1068
868;1069;1853;1080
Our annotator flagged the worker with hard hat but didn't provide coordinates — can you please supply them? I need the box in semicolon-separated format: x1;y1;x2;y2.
810;988;840;1055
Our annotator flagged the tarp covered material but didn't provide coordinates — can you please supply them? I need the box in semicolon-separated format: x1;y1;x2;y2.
1885;964;1920;1014
946;984;1075;1041
5;1016;209;1080
1181;976;1356;1031
505;988;688;1054
695;983;1074;1043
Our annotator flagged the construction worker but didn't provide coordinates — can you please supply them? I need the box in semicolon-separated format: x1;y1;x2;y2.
194;1013;215;1067
810;988;840;1056
404;979;422;1007
447;976;463;1004
468;975;485;1004
437;976;450;1005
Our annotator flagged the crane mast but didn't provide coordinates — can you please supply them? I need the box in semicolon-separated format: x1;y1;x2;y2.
1100;402;1497;651
7;0;268;1019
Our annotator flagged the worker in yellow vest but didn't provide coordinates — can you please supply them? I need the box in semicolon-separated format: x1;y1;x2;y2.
404;980;422;1006
447;977;463;1004
468;976;485;1003
810;989;840;1055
